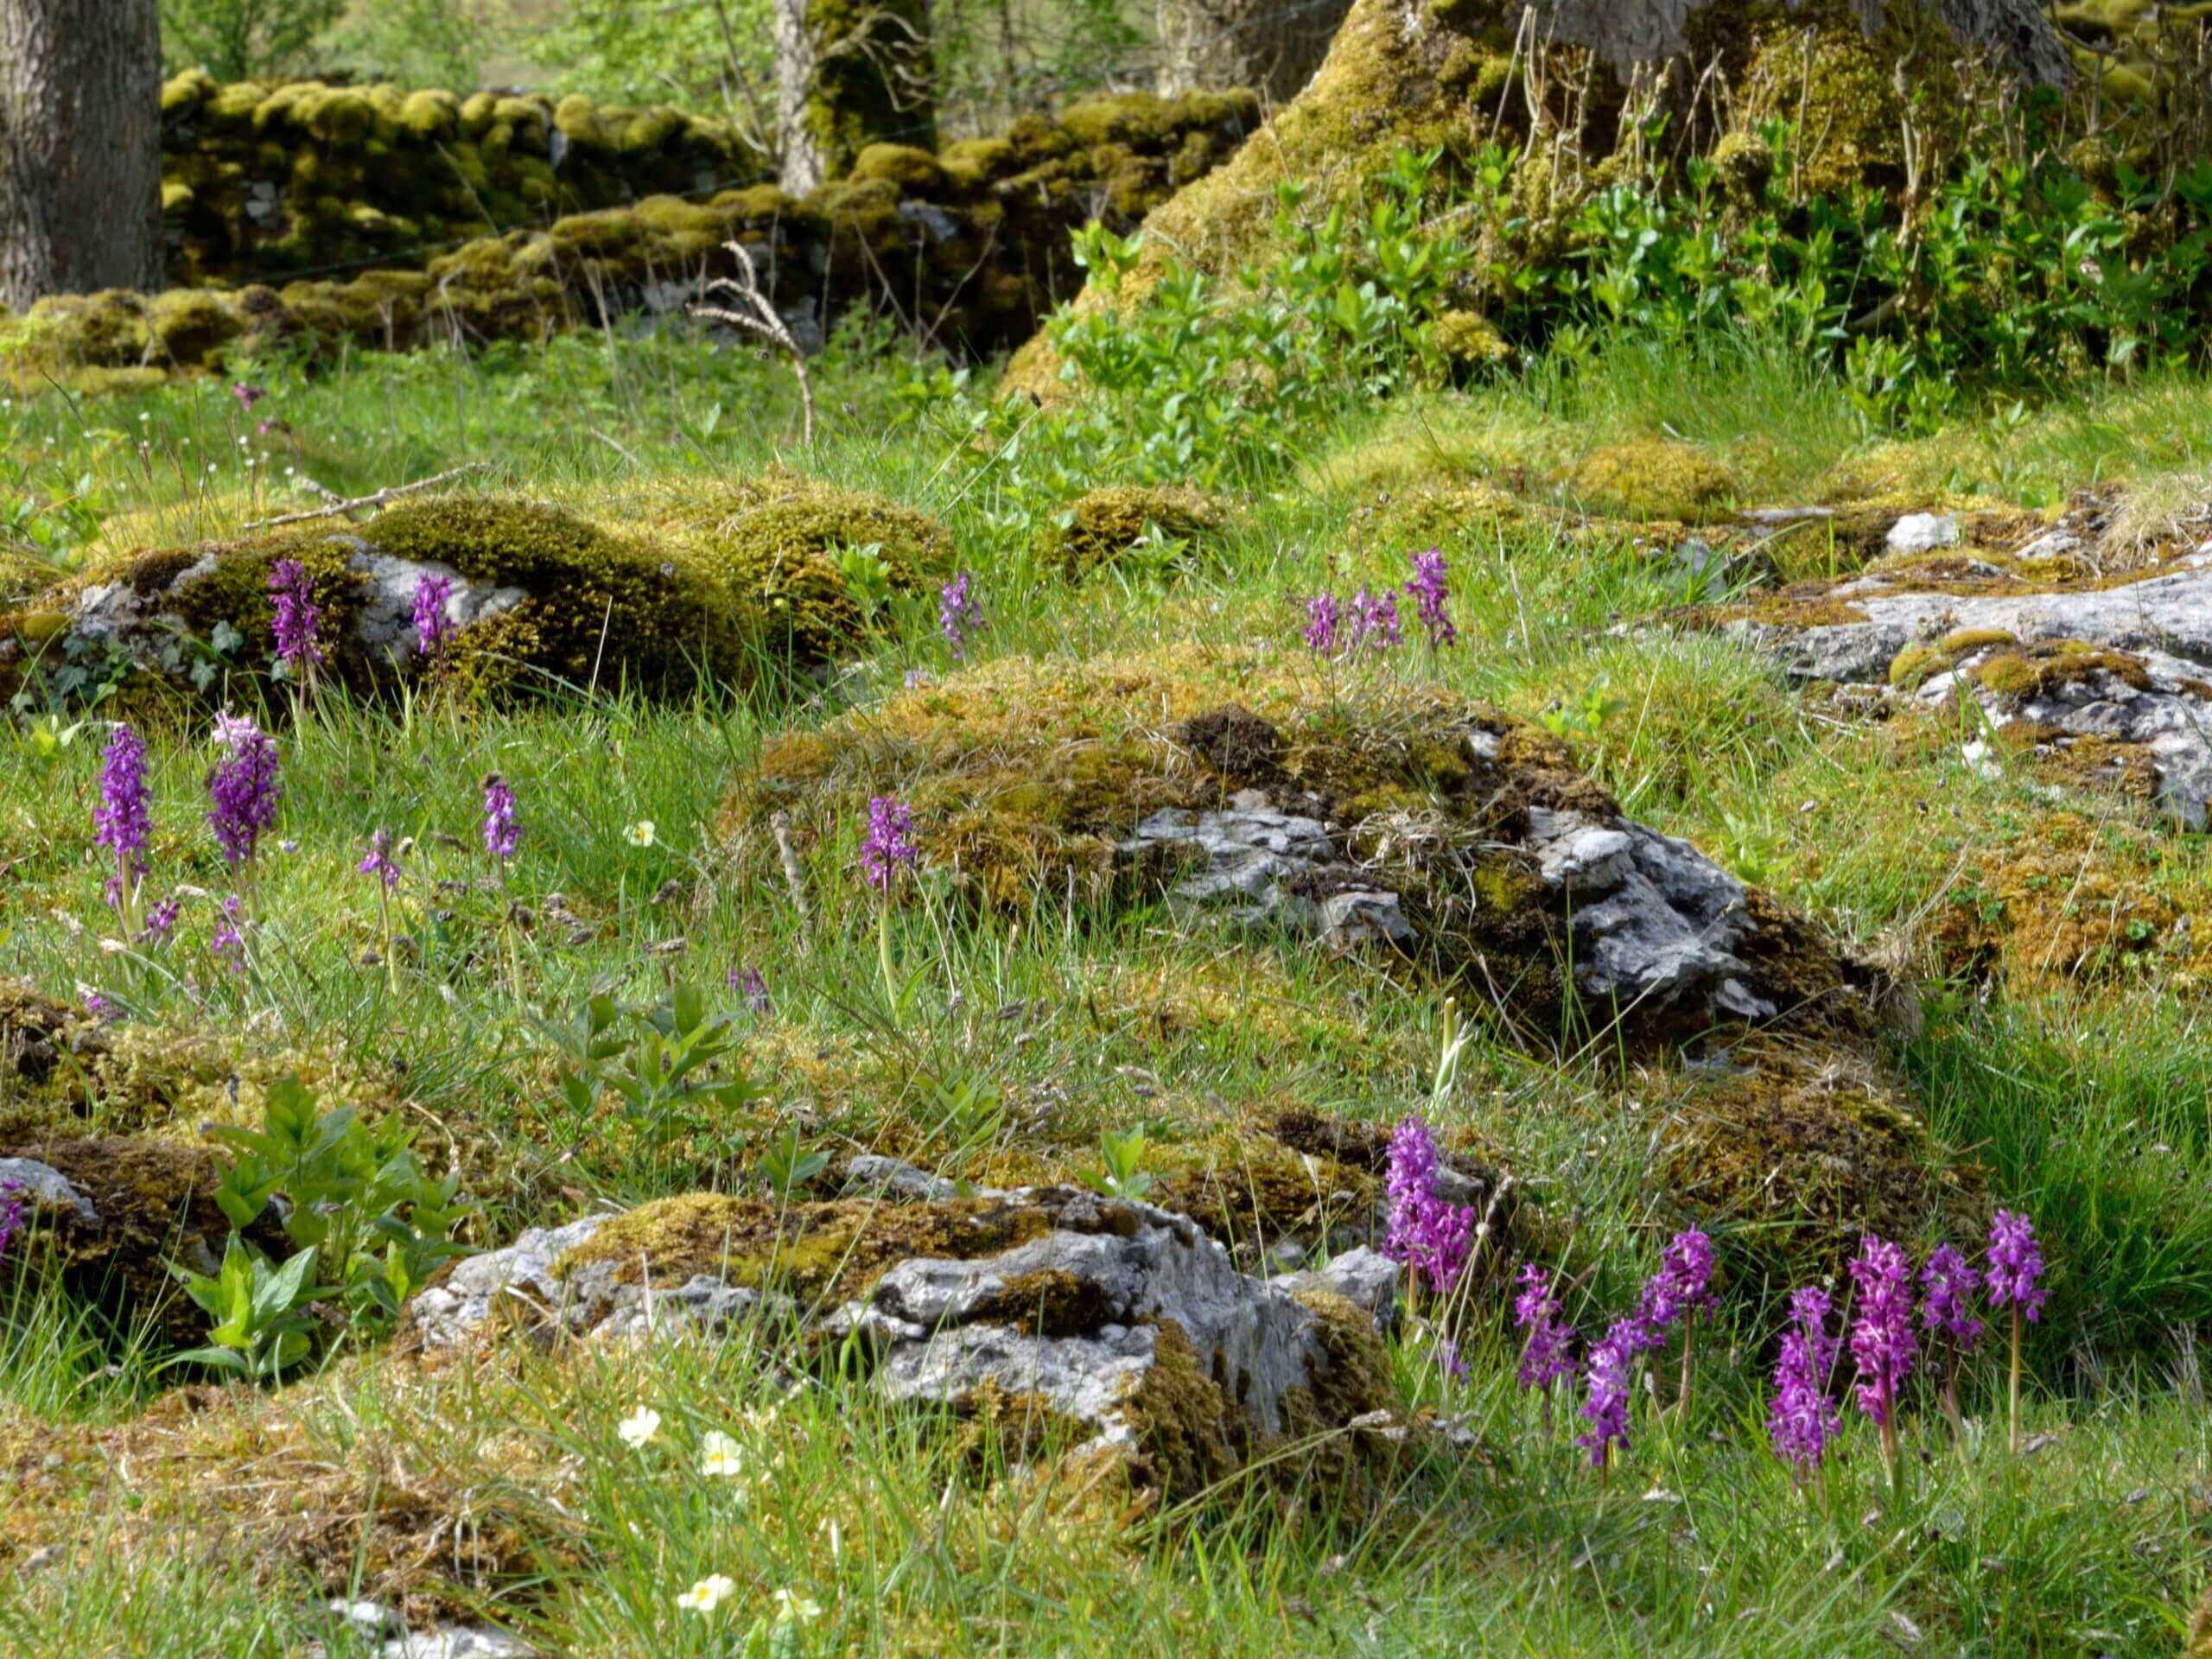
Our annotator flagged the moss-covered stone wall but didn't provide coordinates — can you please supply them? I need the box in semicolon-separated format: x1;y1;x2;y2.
15;88;1256;391
158;72;766;288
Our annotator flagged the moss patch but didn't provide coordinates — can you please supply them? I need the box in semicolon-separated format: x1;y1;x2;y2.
1044;486;1227;580
1568;442;1736;524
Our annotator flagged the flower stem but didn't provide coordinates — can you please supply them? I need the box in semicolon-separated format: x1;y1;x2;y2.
2008;1305;2023;1458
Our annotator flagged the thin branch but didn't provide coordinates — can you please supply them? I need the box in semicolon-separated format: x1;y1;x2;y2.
693;239;816;447
244;462;489;531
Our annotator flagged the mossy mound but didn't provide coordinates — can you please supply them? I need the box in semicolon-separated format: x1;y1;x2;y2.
1656;1040;1979;1271
726;643;1870;1051
0;978;96;1094
1932;810;2211;995
8;493;761;700
18;90;1258;393
1043;486;1228;579
1568;442;1736;524
0;1134;286;1341
628;468;953;664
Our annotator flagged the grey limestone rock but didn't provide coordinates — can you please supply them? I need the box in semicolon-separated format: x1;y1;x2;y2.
0;1157;99;1225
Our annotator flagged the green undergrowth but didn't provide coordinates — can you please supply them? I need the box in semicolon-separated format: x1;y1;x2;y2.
4;315;2212;1652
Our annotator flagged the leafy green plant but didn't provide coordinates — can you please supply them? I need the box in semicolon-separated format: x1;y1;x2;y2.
203;1075;477;1338
546;984;769;1169
758;1123;830;1198
1084;1127;1154;1200
166;1236;323;1382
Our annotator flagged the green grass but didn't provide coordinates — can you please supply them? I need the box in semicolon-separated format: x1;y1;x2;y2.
5;322;2212;1654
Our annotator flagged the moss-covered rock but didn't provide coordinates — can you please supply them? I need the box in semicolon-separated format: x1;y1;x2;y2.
633;467;953;664
1044;486;1227;579
6;493;760;701
1569;441;1736;524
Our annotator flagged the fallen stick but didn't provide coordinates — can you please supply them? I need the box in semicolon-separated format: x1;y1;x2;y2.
242;461;489;531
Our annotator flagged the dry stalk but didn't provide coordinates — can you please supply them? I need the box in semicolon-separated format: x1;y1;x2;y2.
243;461;488;531
694;238;816;447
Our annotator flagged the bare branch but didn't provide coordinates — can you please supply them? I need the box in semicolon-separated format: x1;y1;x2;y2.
242;462;489;531
694;238;816;448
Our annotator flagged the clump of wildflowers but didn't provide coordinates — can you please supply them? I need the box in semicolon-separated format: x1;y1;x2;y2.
211;893;247;972
1404;548;1457;647
1849;1233;1917;1484
1768;1286;1840;1481
1920;1242;1983;1438
860;797;918;892
729;964;771;1014
482;775;520;862
206;715;281;866
1577;1319;1639;1470
269;558;324;680
1303;593;1343;653
1348;586;1402;652
141;892;181;944
1637;1227;1717;1420
1513;1263;1576;1397
412;572;456;661
1986;1209;2047;1454
939;571;982;659
1382;1114;1478;1296
0;1179;25;1263
94;722;151;921
359;830;401;890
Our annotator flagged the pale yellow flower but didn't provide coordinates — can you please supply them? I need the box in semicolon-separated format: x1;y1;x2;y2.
773;1588;823;1624
617;1407;661;1448
677;1573;736;1614
699;1429;748;1478
623;819;658;848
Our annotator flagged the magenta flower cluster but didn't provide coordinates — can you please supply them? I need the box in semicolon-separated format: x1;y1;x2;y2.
860;796;918;891
1767;1287;1840;1471
413;572;456;658
939;572;982;659
1986;1210;2048;1321
95;722;151;901
482;775;520;861
1512;1263;1576;1390
269;559;324;671
0;1179;24;1263
1405;548;1457;646
1382;1114;1478;1296
359;829;402;890
1573;1227;1713;1465
1921;1243;1985;1349
1302;594;1343;652
207;715;283;866
1848;1235;1918;1429
728;964;772;1014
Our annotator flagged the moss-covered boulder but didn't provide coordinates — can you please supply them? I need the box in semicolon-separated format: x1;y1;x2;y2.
631;468;953;664
1044;486;1228;580
411;1184;1400;1497
728;644;1876;1046
3;493;759;701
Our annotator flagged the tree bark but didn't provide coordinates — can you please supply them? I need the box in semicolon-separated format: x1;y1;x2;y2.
776;0;937;194
0;0;165;308
1156;0;1352;102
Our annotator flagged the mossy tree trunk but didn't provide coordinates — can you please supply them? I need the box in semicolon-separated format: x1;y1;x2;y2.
1155;0;1351;102
775;0;938;193
0;0;164;307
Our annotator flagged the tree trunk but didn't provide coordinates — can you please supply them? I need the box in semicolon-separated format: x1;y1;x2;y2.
0;0;164;307
1155;0;1352;102
776;0;938;194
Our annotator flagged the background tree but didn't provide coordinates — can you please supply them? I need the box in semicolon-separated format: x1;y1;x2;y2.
1154;0;1349;102
775;0;937;191
159;0;346;79
0;0;166;307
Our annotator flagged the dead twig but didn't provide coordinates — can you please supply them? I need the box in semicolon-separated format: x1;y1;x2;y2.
694;238;816;447
244;462;488;531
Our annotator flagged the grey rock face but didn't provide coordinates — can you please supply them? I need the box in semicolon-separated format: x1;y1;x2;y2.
1522;807;1773;1020
409;1188;1390;1472
1125;794;1414;950
406;1212;613;1348
0;1157;99;1224
1269;1246;1402;1332
1759;563;2212;685
1916;644;2212;829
